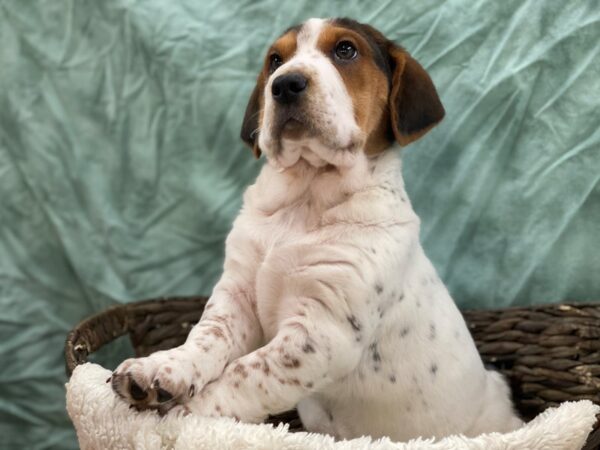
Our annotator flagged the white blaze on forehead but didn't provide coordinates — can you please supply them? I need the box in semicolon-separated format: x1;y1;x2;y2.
296;18;325;52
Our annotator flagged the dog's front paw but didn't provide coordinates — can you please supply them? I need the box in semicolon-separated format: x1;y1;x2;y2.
110;349;200;413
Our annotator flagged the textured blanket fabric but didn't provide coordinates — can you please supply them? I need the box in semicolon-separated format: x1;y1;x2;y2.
1;0;599;448
66;364;598;450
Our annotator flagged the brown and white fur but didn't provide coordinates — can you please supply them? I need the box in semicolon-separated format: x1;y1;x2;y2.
111;18;522;441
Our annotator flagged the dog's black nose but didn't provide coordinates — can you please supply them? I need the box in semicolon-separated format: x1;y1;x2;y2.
271;73;307;104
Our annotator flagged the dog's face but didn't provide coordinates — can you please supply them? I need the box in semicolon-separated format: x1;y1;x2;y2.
240;18;445;169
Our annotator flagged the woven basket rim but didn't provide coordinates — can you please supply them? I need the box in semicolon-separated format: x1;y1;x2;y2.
63;297;600;448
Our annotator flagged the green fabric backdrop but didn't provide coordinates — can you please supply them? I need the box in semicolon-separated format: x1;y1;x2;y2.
0;0;599;448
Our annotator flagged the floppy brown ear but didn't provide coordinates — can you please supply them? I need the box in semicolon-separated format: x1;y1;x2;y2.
240;74;265;159
389;47;445;146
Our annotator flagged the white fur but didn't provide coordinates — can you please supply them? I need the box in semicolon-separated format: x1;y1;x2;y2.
69;363;599;450
111;18;523;442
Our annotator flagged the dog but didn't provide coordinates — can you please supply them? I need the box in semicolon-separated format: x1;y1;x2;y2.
111;17;523;441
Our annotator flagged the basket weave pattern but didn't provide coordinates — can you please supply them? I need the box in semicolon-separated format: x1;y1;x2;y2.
64;297;600;447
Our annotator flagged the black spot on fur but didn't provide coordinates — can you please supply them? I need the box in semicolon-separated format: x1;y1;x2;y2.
398;293;405;302
302;343;315;353
400;326;410;337
370;343;381;364
347;315;361;332
431;363;438;375
375;283;384;294
389;374;396;383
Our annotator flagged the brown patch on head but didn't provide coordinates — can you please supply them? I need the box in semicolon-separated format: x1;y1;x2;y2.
317;22;391;155
240;28;299;158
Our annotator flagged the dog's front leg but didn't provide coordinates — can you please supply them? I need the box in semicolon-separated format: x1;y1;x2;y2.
181;244;372;422
182;310;363;422
111;275;263;413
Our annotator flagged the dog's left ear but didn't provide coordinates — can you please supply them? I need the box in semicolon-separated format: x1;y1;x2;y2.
240;74;265;159
388;47;445;146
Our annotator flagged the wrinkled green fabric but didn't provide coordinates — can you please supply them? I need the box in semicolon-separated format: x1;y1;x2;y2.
0;0;598;448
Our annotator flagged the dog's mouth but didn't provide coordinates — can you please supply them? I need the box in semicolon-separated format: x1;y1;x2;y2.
272;107;314;142
281;118;305;139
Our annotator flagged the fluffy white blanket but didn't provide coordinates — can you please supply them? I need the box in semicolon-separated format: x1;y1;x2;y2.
66;363;598;450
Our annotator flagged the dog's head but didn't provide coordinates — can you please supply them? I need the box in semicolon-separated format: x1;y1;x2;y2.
240;18;445;169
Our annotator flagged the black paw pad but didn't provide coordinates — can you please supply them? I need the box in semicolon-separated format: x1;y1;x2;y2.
129;379;148;401
157;387;174;403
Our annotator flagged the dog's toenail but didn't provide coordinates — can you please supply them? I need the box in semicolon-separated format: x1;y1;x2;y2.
189;384;195;398
157;388;173;403
129;380;147;400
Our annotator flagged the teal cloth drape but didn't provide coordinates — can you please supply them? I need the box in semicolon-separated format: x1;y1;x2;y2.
0;1;598;448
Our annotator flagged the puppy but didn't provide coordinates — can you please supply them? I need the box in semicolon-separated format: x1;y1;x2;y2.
111;18;523;441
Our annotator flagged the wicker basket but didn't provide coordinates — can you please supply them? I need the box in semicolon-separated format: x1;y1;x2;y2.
64;297;600;449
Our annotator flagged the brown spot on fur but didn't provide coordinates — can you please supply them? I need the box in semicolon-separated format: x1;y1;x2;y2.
208;327;225;339
251;362;261;370
262;361;271;376
165;367;172;374
282;357;301;369
233;363;249;378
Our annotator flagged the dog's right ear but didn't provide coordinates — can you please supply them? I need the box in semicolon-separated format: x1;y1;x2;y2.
240;73;265;159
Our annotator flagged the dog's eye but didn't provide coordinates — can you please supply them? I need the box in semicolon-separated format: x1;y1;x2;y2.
334;41;358;61
269;53;283;73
